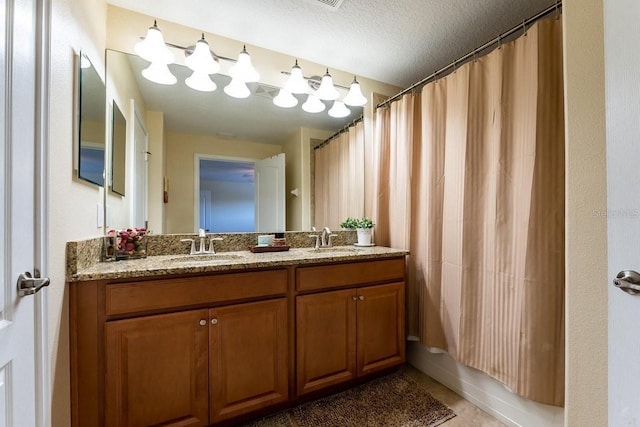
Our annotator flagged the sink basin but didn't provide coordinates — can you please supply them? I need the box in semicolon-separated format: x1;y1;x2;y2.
167;254;245;264
306;247;362;254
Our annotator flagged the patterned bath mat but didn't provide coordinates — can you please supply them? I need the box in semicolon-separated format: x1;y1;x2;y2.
242;370;455;427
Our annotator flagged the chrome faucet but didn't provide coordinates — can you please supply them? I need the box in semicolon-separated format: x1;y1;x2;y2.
309;226;337;250
181;229;223;255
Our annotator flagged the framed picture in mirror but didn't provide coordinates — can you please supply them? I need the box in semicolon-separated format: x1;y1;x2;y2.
111;100;127;196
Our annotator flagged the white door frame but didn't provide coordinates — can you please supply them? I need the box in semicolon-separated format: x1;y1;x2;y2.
193;153;256;233
34;0;51;425
130;99;148;228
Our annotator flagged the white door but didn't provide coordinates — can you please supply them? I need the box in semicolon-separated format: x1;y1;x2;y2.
604;0;640;425
255;153;285;232
0;0;49;426
132;105;148;229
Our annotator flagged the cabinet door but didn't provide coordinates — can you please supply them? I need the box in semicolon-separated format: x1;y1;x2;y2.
296;289;357;395
357;282;405;376
209;299;288;423
105;309;209;427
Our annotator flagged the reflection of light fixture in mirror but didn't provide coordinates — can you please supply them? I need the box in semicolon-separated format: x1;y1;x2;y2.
185;71;217;92
343;76;367;106
302;94;326;113
224;78;250;98
229;45;260;83
134;20;174;64
185;34;220;75
315;69;339;100
273;89;298;108
328;100;351;118
284;60;308;94
141;62;177;85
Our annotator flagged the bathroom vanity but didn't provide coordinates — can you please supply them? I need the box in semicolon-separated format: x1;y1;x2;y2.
68;245;407;427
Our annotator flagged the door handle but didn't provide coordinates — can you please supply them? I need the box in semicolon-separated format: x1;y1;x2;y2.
613;270;640;295
17;271;50;297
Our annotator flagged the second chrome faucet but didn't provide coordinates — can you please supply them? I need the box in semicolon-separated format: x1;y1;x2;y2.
309;226;338;249
181;229;224;254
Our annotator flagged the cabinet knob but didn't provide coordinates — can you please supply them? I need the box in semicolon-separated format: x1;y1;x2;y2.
358;295;364;301
211;318;218;325
352;296;357;301
199;319;206;326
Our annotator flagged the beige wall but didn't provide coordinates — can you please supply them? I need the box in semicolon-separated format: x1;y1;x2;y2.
165;132;282;233
563;1;608;425
49;0;107;425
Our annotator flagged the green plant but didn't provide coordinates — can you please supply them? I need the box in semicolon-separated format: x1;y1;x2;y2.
356;217;374;229
340;217;359;229
340;217;374;229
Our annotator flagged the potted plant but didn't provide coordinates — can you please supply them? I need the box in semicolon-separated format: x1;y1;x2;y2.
340;217;375;246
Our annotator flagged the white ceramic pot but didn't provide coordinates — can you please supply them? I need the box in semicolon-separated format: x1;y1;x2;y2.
356;228;372;245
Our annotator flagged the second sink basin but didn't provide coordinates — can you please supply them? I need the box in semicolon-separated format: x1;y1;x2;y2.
306;247;363;254
167;254;245;264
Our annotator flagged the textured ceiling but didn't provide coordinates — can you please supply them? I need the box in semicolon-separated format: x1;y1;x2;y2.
106;0;556;88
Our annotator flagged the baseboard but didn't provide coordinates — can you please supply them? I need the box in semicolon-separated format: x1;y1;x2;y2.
407;342;564;427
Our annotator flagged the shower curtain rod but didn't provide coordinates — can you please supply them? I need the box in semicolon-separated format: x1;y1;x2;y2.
314;114;364;150
377;1;562;109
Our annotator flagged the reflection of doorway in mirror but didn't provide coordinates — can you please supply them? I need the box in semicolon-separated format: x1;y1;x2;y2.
198;158;256;232
195;154;286;233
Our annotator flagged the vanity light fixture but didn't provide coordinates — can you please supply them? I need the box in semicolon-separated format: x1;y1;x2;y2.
184;34;220;92
302;94;326;113
134;21;174;64
315;69;340;101
284;60;309;94
328;100;351;118
229;45;260;83
224;77;251;98
273;88;299;108
343;76;368;106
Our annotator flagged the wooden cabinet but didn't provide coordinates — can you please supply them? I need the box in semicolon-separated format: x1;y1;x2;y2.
209;299;288;423
105;310;209;427
104;299;287;427
296;282;405;396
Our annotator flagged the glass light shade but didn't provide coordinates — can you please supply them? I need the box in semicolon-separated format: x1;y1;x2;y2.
185;70;217;92
224;77;250;98
185;36;220;75
229;46;260;83
141;61;177;85
302;94;326;113
343;78;367;106
284;61;308;94
134;23;174;64
273;89;298;108
328;100;351;118
315;70;339;101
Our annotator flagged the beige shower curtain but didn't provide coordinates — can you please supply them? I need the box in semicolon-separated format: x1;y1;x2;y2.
314;120;365;229
374;17;565;406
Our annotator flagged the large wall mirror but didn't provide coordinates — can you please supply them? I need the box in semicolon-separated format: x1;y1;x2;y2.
105;48;364;233
77;52;106;187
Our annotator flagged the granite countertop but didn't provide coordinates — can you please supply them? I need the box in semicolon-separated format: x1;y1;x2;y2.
69;246;409;282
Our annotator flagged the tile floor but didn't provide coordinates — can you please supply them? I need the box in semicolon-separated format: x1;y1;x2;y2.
403;365;506;426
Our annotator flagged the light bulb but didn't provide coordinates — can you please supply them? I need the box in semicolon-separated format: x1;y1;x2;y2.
229;46;260;83
185;70;217;92
343;77;367;106
185;35;220;75
284;60;308;94
141;61;177;85
273;89;298;108
134;21;174;64
302;94;326;113
328;100;351;118
224;77;250;98
315;69;339;101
